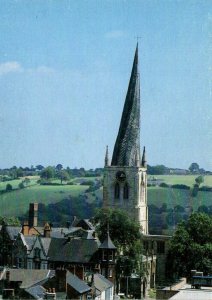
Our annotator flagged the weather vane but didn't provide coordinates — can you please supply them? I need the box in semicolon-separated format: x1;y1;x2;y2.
135;36;142;44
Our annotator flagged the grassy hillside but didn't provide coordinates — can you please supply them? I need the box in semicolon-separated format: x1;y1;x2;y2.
147;186;211;210
0;175;211;225
148;175;212;187
0;184;88;217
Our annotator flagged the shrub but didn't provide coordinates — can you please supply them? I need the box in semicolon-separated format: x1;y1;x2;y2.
171;184;190;190
6;183;13;191
160;182;169;188
18;182;25;189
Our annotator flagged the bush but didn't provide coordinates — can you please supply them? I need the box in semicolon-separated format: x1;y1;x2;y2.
171;184;190;190
18;182;25;189
67;181;74;185
40;182;62;186
6;183;13;191
199;186;212;192
160;182;169;188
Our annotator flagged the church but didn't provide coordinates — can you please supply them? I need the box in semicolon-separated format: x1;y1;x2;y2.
103;44;148;235
103;44;171;287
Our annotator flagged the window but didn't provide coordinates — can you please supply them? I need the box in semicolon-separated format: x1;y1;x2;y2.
109;269;113;278
109;251;113;261
123;183;129;199
102;251;107;261
157;241;165;254
114;183;120;199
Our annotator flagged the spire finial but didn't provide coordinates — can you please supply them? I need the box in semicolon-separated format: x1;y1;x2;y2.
141;146;147;168
105;145;109;166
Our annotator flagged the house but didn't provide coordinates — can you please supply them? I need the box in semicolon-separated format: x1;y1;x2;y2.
93;273;114;300
66;271;91;300
0;268;55;299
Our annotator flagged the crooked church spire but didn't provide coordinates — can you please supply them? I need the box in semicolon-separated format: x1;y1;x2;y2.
111;44;140;166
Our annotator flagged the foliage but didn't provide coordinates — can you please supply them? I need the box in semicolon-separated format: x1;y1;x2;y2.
59;169;70;184
0;216;21;226
6;183;12;191
195;175;204;185
40;166;55;180
167;213;212;279
93;208;143;278
171;184;190;190
147;165;169;175
18;182;25;189
189;163;200;173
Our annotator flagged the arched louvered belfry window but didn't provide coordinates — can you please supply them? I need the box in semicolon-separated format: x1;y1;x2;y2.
123;183;129;199
114;182;120;199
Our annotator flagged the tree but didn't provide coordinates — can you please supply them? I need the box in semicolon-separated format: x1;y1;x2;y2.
195;175;204;185
167;213;212;279
18;182;25;189
5;183;12;192
93;208;143;285
59;170;70;184
36;165;44;171
189;163;199;174
56;164;63;171
40;166;55;180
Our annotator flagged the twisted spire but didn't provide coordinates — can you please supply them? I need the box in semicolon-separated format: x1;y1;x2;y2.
111;44;140;166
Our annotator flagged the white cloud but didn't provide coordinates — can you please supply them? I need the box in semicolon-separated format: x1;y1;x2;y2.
0;61;23;75
105;30;126;39
0;61;55;76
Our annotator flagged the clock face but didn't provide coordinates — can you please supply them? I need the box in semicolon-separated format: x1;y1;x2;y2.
116;171;126;182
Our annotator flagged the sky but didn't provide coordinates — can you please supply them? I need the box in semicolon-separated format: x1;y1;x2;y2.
0;0;211;170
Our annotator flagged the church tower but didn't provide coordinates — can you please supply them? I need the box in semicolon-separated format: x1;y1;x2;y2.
103;45;148;234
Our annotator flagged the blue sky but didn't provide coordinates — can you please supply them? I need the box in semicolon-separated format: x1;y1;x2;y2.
0;0;211;170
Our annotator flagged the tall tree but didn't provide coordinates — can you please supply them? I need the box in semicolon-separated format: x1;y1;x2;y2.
167;213;212;279
93;208;143;280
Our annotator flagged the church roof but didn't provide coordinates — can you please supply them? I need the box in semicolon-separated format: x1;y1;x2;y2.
99;233;116;250
111;44;140;166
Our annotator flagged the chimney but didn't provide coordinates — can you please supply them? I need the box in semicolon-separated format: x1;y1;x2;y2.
44;222;51;238
22;221;29;235
28;203;38;227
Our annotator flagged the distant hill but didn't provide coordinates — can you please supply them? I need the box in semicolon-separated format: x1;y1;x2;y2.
0;174;211;234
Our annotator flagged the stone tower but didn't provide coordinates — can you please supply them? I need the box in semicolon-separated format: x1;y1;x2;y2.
103;45;148;234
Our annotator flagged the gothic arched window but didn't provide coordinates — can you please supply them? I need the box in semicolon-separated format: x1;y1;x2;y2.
123;183;129;199
114;182;120;199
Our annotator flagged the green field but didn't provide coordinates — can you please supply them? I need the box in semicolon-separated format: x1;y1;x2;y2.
0;175;211;219
147;186;211;210
0;184;88;217
0;177;39;191
147;175;212;187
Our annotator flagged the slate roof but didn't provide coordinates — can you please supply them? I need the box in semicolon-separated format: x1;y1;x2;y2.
6;226;21;240
50;227;75;238
25;285;46;299
40;237;51;256
66;271;91;294
111;44;140;167
47;237;100;263
99;233;116;249
1;269;55;289
22;234;37;251
71;219;94;230
94;274;113;292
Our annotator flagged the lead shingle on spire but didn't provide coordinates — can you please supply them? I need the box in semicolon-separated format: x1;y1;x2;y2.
111;44;140;166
